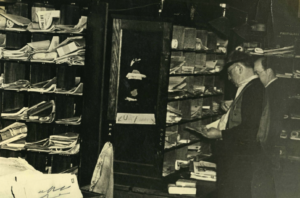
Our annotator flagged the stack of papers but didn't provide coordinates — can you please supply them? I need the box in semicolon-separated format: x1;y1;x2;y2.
190;161;217;182
276;73;293;78
168;77;187;92
1;138;26;151
28;15;87;34
25;132;80;155
1;37;58;61
1;101;55;123
0;36;85;66
248;46;294;56
55;78;82;95
0;122;27;147
0;13;31;31
54;36;85;65
170;56;185;74
166;105;182;124
168;183;196;195
28;77;57;93
2;80;30;90
56;116;81;125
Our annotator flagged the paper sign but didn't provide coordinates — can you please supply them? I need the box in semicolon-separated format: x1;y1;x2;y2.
116;113;156;125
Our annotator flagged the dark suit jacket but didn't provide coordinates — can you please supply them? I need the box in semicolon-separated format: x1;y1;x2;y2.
265;78;287;167
212;78;265;198
214;78;265;156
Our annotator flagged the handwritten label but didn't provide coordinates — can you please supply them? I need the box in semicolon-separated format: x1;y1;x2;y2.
13;174;82;198
116;113;156;125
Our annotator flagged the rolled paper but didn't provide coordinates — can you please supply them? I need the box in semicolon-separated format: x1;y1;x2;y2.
254;48;264;53
235;46;244;51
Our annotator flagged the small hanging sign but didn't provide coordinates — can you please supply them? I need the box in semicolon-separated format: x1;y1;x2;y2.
116;113;156;125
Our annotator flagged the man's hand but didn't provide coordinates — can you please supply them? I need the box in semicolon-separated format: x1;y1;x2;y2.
202;127;222;139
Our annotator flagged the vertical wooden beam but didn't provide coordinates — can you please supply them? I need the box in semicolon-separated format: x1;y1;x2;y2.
79;1;108;186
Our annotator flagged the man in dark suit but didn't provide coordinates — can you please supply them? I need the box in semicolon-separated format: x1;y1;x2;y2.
252;56;288;198
203;51;268;198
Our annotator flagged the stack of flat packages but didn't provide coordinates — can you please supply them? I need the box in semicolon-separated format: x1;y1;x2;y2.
190;161;217;182
168;179;197;195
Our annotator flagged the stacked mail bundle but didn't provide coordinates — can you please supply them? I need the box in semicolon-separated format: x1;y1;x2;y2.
276;72;293;78
191;85;205;96
2;79;30;90
28;11;87;34
1;100;55;123
55;116;81;125
169;56;186;74
0;122;27;147
55;77;83;95
27;77;57;93
54;36;85;66
190;161;217;182
166;105;182;124
168;179;197;195
247;45;294;56
1;138;26;151
1;37;58;61
168;77;187;92
0;13;31;31
25;132;80;155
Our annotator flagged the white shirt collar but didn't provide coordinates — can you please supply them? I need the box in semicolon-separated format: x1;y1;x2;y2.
237;75;258;88
265;78;278;88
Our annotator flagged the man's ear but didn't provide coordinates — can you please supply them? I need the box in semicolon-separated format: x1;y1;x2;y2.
236;63;243;74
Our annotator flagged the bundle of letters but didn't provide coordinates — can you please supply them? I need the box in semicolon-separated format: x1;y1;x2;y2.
168;179;197;195
246;45;295;56
0;12;31;31
1;79;30;90
27;77;57;93
1;100;55;123
0;122;27;147
27;10;87;33
166;105;182;124
55;116;81;125
190;161;217;182
25;132;80;155
0;8;87;33
169;56;186;74
0;36;85;66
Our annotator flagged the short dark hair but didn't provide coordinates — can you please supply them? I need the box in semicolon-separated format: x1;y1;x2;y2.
225;50;254;70
252;56;277;75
